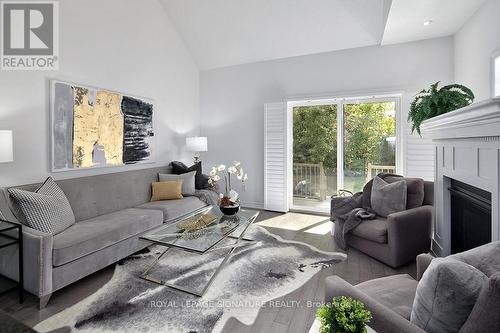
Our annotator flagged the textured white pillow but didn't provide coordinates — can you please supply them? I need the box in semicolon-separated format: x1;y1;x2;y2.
410;258;488;333
8;177;76;234
370;176;407;217
158;171;196;196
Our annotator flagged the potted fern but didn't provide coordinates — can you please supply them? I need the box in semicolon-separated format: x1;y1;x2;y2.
409;82;474;135
316;296;372;333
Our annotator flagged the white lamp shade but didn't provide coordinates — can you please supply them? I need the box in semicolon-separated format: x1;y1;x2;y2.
186;136;208;152
0;130;13;163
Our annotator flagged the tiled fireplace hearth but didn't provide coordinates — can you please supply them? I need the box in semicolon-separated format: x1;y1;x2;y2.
421;98;500;256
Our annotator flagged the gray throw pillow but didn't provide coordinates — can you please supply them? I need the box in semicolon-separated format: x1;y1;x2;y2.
410;258;488;333
459;272;500;333
159;171;196;196
370;176;407;217
8;177;76;234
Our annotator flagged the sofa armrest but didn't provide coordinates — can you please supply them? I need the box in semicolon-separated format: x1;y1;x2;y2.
416;253;434;281
22;226;53;297
324;276;426;333
386;205;433;267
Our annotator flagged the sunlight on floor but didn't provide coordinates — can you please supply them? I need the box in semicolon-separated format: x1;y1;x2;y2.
256;212;328;231
303;221;332;235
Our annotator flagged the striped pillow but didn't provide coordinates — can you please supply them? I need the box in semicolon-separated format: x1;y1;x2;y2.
8;177;75;234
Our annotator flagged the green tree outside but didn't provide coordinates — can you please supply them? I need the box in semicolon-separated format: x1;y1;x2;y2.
293;102;396;195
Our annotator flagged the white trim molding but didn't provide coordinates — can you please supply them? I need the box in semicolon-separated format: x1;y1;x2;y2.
420;98;500;140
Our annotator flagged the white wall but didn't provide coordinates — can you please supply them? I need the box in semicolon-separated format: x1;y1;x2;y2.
0;0;200;186
455;0;500;102
200;37;454;208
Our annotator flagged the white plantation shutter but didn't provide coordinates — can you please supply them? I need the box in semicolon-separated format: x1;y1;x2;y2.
405;129;435;181
264;102;289;212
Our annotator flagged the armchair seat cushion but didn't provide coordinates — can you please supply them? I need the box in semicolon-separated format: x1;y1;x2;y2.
351;218;388;244
137;197;206;223
357;274;418;320
52;208;163;267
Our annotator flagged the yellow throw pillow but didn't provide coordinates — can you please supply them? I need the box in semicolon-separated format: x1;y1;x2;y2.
151;181;183;201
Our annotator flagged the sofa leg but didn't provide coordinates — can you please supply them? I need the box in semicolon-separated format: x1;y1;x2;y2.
39;294;52;309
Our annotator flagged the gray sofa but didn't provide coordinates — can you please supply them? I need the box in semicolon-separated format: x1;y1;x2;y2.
0;166;209;308
325;242;500;333
332;176;434;268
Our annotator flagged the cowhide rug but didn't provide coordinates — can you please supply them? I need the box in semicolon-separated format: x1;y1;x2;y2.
35;225;346;333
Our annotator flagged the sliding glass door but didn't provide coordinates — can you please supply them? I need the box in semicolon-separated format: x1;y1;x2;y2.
291;97;398;212
292;104;337;211
342;101;396;193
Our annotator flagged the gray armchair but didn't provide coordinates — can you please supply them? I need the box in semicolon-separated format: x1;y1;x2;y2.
325;242;500;333
332;177;434;268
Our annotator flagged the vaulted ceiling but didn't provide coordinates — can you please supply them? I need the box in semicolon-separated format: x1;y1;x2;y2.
160;0;488;70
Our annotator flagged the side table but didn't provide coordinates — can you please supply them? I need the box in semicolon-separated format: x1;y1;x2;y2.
0;219;23;303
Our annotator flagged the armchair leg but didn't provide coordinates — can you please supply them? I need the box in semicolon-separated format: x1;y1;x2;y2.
39;293;52;309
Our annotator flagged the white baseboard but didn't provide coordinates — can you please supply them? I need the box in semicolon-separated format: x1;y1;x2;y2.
241;201;265;210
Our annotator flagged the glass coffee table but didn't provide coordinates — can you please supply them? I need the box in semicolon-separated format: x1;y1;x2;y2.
140;206;259;297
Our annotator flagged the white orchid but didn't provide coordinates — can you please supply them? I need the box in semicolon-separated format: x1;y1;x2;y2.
229;189;239;202
208;161;248;205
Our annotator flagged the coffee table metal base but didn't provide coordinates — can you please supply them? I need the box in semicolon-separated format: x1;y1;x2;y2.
140;236;254;297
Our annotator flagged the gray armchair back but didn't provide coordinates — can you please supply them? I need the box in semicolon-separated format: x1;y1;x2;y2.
338;176;434;268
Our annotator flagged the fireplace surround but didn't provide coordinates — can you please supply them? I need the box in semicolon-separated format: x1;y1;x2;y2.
420;98;500;256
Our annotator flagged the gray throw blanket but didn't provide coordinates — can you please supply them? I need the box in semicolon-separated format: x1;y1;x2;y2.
192;189;220;206
331;192;375;250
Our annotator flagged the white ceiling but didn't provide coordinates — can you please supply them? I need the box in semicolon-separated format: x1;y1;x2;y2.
382;0;487;45
161;0;392;70
161;0;487;70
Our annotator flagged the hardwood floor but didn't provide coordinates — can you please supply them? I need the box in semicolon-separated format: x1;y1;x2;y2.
0;210;415;333
220;210;416;333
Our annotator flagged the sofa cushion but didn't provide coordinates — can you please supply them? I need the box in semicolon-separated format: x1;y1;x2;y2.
8;177;75;234
410;257;488;333
150;181;183;201
137;197;206;222
52;208;163;267
171;161;209;190
385;176;425;209
450;241;500;277
371;176;407;217
159;171;196;196
357;274;418;320
351;218;388;243
459;272;500;333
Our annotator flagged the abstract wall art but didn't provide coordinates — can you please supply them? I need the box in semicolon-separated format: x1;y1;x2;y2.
50;80;155;171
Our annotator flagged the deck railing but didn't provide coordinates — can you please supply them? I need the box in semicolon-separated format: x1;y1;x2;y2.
366;163;396;182
293;162;327;201
293;162;396;201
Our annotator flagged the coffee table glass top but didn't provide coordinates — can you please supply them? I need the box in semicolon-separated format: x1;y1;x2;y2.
141;206;259;253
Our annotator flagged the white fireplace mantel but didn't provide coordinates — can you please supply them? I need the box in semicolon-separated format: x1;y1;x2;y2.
420;98;500;140
420;98;500;256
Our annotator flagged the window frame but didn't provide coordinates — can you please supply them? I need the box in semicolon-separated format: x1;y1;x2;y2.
287;93;402;213
492;49;500;98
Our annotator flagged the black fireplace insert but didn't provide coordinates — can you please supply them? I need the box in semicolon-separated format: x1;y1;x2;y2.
449;179;491;254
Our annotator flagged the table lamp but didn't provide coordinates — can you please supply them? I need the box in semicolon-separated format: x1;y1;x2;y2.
0;130;13;163
186;136;207;164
